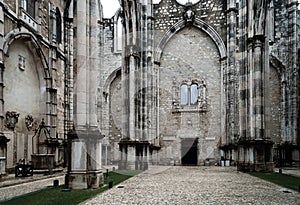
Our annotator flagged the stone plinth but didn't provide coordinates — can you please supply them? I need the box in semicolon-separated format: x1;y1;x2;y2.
237;139;274;172
0;157;6;175
31;154;55;170
66;129;104;189
118;140;149;170
0;135;10;175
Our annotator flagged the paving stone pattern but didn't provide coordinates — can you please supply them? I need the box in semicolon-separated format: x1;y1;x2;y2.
83;166;300;205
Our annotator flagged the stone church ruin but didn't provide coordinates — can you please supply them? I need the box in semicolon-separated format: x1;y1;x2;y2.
0;0;299;189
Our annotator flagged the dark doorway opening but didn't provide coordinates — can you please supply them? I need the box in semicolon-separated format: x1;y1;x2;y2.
181;138;198;165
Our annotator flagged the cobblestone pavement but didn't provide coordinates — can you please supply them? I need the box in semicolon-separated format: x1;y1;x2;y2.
0;174;65;201
83;166;300;205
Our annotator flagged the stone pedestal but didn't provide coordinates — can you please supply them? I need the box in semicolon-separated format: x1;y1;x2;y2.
118;140;149;170
0;134;9;175
31;154;55;170
237;139;274;172
66;129;104;189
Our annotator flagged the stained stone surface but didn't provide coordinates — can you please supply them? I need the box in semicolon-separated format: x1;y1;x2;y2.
83;166;300;205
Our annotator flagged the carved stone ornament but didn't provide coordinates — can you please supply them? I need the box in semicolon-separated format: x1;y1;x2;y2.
25;115;38;131
184;3;195;23
5;111;20;131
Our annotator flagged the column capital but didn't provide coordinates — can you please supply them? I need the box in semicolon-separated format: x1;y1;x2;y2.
125;45;140;58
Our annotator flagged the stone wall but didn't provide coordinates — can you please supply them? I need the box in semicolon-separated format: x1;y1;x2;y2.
1;0;67;170
100;0;300;168
158;26;221;165
153;0;227;45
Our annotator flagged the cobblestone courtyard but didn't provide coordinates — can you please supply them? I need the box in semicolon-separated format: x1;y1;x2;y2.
83;166;300;205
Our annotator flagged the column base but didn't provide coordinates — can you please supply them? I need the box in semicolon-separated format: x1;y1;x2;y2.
67;170;103;189
67;128;104;189
237;139;274;172
237;162;274;172
119;140;149;170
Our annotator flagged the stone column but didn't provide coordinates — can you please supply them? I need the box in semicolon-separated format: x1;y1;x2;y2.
67;0;103;189
119;0;150;170
237;0;273;172
0;1;9;176
285;0;299;164
221;0;238;162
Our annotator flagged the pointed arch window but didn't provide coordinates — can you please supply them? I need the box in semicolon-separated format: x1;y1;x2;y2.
180;84;188;105
174;80;207;112
190;84;198;105
56;8;62;44
180;82;200;106
114;11;123;53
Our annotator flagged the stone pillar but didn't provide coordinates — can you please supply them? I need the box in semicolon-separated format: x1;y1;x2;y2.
119;0;150;170
67;0;103;189
220;0;238;163
285;0;299;145
237;0;273;172
0;1;9;176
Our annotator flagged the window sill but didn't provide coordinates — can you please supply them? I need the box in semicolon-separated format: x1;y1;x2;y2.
172;106;208;113
19;9;39;31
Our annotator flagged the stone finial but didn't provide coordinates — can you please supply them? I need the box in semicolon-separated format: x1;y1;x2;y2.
5;111;20;131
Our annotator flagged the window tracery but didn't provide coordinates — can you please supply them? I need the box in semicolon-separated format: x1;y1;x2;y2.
173;78;208;112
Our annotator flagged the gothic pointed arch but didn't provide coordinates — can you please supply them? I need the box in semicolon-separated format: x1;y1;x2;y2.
154;18;227;63
103;67;122;100
3;30;51;80
2;30;55;134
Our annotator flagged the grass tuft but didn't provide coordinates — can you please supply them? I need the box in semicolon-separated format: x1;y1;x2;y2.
248;171;300;191
0;170;142;205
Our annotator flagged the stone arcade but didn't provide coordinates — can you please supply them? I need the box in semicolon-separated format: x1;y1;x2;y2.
0;0;299;190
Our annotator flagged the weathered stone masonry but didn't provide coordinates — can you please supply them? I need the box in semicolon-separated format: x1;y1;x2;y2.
102;0;300;170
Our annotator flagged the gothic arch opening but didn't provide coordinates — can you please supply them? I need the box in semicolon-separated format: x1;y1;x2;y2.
158;26;222;165
3;38;48;170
